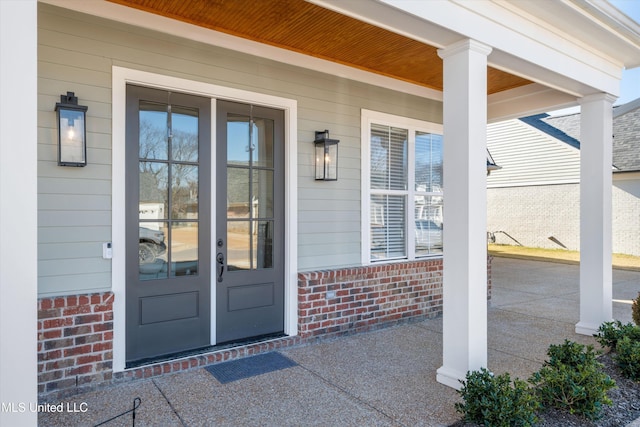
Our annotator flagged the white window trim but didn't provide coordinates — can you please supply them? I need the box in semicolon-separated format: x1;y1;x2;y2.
361;109;443;265
112;66;298;372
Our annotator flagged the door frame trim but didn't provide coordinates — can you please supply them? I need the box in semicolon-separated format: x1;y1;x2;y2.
112;66;298;373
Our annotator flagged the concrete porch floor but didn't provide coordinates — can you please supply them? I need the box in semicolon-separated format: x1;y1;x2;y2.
39;257;639;426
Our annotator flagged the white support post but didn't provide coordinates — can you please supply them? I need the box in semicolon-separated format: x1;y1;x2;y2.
436;39;492;389
575;93;616;335
0;0;38;425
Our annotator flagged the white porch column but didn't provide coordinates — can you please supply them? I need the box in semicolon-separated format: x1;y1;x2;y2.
575;93;616;335
436;39;492;389
0;0;38;426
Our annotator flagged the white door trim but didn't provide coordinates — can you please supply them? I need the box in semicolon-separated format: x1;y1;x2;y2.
112;66;298;372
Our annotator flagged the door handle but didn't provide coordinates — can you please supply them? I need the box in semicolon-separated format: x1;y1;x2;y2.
216;252;225;282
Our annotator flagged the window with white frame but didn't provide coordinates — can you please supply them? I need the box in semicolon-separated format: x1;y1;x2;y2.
362;110;443;263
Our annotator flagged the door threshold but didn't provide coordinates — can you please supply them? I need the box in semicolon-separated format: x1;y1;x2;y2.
214;332;287;350
125;332;287;370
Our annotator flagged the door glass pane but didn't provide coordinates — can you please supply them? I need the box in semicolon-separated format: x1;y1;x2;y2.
171;106;199;162
254;220;273;269
252;169;273;218
139;101;168;160
227;114;250;166
227;167;250;217
139;162;168;220
136;93;205;282
171;164;198;219
228;221;250;271
252;117;274;168
171;222;198;277
139;222;168;280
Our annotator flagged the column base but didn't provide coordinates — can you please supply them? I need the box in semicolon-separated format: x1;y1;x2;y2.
575;321;609;336
436;366;465;390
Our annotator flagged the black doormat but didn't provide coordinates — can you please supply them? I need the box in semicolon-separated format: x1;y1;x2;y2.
205;352;298;384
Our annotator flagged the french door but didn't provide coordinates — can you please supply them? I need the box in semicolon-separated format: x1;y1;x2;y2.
125;85;211;363
215;100;285;344
125;88;285;362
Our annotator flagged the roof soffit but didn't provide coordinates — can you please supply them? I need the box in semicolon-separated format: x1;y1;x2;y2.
99;0;531;94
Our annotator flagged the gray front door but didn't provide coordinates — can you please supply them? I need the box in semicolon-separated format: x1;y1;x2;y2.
216;101;285;344
125;85;211;364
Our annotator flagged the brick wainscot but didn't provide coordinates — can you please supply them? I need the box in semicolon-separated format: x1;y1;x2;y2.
37;293;114;395
37;257;492;400
297;259;445;339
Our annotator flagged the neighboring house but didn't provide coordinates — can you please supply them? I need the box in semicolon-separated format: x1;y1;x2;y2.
487;98;640;256
2;1;640;421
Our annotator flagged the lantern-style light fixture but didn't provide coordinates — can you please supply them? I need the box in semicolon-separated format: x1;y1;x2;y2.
314;130;339;181
486;148;501;176
55;92;88;167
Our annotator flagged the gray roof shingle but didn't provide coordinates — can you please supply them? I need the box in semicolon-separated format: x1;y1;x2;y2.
526;98;640;172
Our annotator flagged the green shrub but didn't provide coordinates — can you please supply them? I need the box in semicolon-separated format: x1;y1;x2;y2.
633;292;640;326
529;340;615;420
614;336;640;381
595;321;640;350
455;368;540;427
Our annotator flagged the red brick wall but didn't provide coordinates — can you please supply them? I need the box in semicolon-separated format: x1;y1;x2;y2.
37;293;113;395
298;259;444;340
37;257;492;399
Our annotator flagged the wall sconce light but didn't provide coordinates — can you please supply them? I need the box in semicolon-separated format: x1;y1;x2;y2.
486;148;501;176
314;130;339;181
55;92;87;167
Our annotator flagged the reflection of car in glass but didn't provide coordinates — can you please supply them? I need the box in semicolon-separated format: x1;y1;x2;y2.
139;227;166;264
415;220;443;249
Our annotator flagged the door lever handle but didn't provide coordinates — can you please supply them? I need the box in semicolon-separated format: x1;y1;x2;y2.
216;252;225;282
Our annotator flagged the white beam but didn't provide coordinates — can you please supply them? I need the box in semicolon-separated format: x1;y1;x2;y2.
377;0;624;97
487;83;578;123
0;0;38;425
436;39;490;389
576;93;616;335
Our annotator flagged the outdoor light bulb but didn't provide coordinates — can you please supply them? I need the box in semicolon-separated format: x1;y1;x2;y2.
67;127;75;140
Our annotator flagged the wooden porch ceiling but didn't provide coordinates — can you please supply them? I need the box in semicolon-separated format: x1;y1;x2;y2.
107;0;532;94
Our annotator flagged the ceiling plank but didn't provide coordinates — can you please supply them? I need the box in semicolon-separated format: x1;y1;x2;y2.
107;0;531;94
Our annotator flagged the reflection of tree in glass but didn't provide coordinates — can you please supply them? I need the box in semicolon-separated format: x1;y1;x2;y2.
171;121;199;219
171;163;198;219
139;117;169;213
139;113;167;160
138;111;199;220
171;127;198;162
139;163;168;207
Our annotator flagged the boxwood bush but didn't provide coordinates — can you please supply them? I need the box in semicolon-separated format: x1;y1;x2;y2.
595;321;640;350
455;368;539;427
615;336;640;380
528;340;615;420
595;320;640;381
